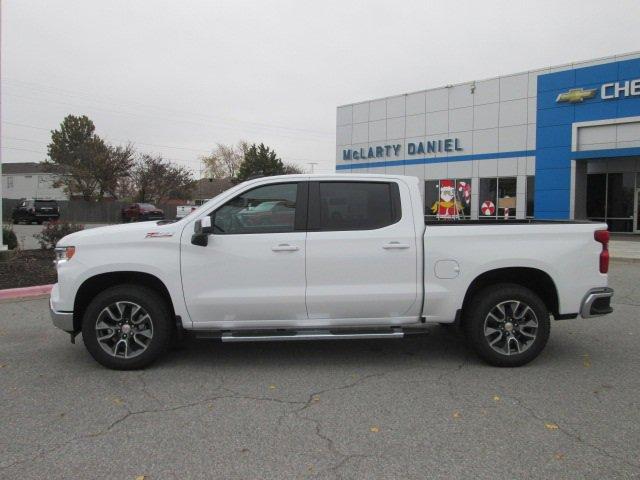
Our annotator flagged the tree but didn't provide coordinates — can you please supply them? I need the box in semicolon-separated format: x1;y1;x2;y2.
46;115;107;200
94;143;136;199
235;143;286;182
282;163;304;174
46;115;135;201
201;141;248;179
130;154;196;203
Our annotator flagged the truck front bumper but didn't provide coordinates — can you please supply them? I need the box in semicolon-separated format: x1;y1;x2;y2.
580;287;614;318
50;297;74;332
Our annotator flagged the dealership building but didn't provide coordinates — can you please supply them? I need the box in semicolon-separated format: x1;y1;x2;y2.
336;52;640;233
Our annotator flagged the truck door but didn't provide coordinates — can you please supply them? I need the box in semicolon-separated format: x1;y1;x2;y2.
180;181;308;326
305;180;418;321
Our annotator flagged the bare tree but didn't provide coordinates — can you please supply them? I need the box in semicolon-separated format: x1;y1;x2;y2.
130;154;196;203
201;140;248;179
282;163;305;174
94;143;136;199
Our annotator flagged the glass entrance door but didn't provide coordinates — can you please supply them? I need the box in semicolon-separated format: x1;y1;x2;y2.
635;187;640;233
586;172;635;232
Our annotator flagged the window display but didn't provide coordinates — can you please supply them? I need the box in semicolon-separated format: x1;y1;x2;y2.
425;179;471;220
479;177;517;219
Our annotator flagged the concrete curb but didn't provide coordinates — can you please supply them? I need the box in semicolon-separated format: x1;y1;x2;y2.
611;257;640;264
0;284;53;301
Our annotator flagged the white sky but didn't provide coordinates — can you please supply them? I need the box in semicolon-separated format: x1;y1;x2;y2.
2;0;640;175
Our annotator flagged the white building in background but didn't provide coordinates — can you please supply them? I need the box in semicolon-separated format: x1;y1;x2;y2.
1;162;68;201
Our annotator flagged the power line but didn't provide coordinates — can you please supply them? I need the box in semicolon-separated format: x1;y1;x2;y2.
3;122;207;152
1;146;47;155
3;77;335;137
1;121;331;167
2;79;334;139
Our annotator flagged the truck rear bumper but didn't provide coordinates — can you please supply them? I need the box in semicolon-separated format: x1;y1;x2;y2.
580;287;614;318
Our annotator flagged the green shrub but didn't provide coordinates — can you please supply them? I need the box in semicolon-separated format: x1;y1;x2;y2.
35;221;84;250
2;227;18;250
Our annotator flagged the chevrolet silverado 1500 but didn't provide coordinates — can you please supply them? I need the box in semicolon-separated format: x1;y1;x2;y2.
50;174;613;369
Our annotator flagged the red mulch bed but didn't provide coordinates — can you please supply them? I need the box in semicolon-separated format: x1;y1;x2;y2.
0;250;57;290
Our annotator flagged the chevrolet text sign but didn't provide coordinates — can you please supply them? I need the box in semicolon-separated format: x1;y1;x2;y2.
343;138;462;161
556;78;640;104
601;79;640;100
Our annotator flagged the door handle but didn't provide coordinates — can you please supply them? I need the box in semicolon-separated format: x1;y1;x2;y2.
272;244;299;252
383;242;410;250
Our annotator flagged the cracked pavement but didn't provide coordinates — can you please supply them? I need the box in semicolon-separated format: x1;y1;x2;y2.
1;264;640;479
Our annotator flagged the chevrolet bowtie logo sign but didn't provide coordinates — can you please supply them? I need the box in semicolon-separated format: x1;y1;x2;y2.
556;88;597;103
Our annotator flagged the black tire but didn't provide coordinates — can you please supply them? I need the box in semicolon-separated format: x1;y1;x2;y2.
82;284;173;370
463;283;550;367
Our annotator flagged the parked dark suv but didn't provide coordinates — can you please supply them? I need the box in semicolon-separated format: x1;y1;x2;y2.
12;199;60;224
121;203;165;222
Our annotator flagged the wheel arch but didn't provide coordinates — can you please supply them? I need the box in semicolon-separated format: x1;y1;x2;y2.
461;267;560;320
73;271;175;332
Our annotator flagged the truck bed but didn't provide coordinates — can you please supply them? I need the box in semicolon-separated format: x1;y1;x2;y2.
421;220;608;323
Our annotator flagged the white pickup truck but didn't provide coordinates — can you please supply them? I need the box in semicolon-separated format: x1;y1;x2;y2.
50;174;613;370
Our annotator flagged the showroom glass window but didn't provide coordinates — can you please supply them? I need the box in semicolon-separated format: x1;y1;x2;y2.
210;183;297;234
424;179;472;220
526;176;535;218
587;172;634;232
318;182;396;230
479;177;517;219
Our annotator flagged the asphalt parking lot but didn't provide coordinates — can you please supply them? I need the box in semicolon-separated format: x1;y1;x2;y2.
1;263;639;479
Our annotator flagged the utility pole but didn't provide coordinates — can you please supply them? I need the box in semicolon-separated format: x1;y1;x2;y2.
307;162;318;174
0;0;6;251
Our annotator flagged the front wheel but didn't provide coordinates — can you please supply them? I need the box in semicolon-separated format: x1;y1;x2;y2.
464;283;550;367
82;285;173;370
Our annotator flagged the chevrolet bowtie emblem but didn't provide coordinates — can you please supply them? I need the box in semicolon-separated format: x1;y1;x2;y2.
556;88;597;103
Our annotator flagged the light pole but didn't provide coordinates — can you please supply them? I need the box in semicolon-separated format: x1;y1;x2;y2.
0;0;6;251
307;162;318;174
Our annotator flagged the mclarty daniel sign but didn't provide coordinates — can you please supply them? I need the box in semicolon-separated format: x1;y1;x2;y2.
343;138;463;161
556;78;640;103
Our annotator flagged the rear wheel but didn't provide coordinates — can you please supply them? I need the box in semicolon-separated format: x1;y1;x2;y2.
82;285;173;370
464;283;550;367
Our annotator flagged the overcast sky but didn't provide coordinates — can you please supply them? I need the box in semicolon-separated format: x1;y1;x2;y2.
2;0;640;175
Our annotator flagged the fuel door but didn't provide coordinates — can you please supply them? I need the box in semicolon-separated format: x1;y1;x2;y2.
434;260;461;279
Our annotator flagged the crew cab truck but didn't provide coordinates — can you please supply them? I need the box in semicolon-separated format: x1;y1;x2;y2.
49;174;614;370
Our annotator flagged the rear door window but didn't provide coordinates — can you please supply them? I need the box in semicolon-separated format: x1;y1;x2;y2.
314;182;400;231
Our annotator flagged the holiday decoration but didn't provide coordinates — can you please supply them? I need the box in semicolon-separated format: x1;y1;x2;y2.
431;179;463;219
481;200;495;216
457;181;471;206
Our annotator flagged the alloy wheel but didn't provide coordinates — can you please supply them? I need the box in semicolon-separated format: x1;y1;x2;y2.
483;300;538;355
95;301;154;359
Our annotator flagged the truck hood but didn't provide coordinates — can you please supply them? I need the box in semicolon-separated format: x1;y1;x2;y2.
57;221;180;247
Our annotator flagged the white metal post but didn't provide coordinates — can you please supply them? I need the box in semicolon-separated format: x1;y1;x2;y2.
0;0;6;251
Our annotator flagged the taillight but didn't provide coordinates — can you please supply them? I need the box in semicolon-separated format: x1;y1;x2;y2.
594;229;609;274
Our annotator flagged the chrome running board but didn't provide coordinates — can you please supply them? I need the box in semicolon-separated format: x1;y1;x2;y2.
219;328;404;343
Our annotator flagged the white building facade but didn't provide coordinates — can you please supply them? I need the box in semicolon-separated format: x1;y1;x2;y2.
1;163;68;201
336;52;640;233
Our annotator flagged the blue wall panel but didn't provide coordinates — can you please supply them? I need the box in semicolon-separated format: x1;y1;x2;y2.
537;125;572;148
538;69;575;92
534;57;640;220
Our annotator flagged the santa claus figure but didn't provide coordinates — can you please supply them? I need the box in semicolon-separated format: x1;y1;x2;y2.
431;179;461;219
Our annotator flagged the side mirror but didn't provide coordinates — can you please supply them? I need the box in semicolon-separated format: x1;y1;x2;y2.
191;217;213;246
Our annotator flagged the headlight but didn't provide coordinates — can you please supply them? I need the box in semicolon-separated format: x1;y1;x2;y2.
54;246;76;263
